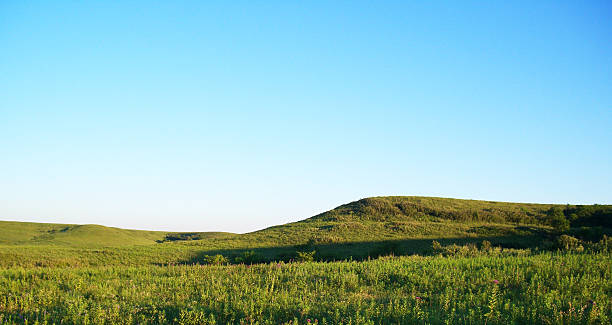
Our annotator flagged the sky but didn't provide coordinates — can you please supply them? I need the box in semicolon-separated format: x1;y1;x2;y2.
1;1;611;232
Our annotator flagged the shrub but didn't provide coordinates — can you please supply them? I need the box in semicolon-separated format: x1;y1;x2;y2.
203;254;229;265
295;250;316;262
556;235;583;252
432;240;443;253
546;207;570;232
481;240;492;252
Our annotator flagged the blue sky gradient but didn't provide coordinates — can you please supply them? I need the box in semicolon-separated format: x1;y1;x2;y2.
1;1;611;232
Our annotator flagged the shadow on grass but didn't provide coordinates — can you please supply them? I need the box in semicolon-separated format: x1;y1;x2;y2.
180;227;551;265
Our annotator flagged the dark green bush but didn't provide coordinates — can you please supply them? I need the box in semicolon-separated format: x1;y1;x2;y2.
556;235;583;252
547;207;570;232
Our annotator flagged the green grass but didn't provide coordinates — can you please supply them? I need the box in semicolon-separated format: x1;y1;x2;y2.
0;219;551;267
310;196;561;223
0;221;167;247
1;196;610;323
0;252;609;324
1;196;610;267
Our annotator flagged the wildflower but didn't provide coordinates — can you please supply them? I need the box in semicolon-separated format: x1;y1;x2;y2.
492;279;499;284
415;296;422;300
307;319;311;323
588;299;596;305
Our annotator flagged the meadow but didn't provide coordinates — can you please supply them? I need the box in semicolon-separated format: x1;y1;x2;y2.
1;251;610;324
1;197;611;324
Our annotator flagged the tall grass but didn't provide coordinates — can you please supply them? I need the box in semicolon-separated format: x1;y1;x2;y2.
1;251;609;324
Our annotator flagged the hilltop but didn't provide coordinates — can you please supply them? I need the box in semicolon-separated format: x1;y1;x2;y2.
309;196;558;223
1;196;610;267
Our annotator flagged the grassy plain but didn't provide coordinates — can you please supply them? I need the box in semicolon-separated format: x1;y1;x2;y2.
1;196;569;267
0;196;610;324
1;252;610;324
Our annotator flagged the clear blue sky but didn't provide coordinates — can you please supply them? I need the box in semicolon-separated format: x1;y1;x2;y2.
1;1;611;232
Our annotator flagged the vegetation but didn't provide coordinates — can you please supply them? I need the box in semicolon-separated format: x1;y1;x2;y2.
1;196;611;323
0;252;609;324
547;207;571;232
2;196;610;267
0;221;166;247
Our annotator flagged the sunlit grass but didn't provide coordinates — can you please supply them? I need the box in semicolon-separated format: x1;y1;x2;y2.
0;251;609;324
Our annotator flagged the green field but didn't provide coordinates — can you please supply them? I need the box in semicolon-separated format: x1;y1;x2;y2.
1;196;611;324
1;252;610;324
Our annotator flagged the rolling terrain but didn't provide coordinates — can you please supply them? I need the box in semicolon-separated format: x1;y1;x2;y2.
1;196;611;324
1;196;610;267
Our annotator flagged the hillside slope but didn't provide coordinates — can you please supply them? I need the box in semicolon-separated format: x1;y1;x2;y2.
309;196;558;223
1;196;610;266
242;196;601;245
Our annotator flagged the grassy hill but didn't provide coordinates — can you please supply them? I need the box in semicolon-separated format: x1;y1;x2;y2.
0;220;168;247
1;196;610;267
1;196;610;324
310;196;558;223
